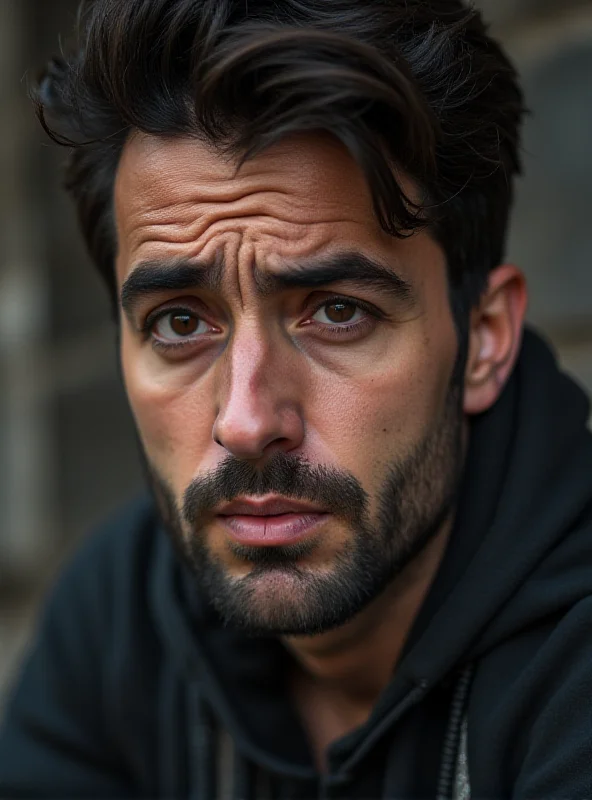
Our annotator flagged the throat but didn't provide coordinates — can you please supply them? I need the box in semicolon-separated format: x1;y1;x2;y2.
285;522;452;770
290;666;374;773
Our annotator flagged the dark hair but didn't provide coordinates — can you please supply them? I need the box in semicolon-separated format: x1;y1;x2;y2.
35;0;525;344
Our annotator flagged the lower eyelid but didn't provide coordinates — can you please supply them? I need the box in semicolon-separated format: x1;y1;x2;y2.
150;333;218;355
311;316;378;339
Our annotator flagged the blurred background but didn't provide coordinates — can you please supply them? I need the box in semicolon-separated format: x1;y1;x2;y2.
1;0;591;707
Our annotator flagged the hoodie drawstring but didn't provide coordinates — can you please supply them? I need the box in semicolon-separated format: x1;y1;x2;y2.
436;663;474;800
189;667;474;799
216;723;257;799
188;683;217;799
189;682;266;800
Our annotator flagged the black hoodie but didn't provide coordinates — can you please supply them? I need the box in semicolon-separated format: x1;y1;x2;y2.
1;329;592;799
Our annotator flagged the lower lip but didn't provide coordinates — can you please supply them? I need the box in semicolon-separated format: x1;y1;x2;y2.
217;513;330;546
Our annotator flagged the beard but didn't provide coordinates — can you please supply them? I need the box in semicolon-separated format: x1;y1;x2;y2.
144;384;465;637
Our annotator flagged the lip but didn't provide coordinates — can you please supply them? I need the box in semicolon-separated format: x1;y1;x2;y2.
217;512;330;547
216;496;328;517
215;496;330;547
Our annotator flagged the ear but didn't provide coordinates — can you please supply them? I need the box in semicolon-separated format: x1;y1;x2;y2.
463;265;528;415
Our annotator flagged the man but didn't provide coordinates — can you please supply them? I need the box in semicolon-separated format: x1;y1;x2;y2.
1;0;591;797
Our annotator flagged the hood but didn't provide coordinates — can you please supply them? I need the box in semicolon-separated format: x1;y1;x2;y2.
149;327;592;783
402;327;592;682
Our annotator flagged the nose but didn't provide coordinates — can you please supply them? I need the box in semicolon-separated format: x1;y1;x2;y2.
212;324;305;460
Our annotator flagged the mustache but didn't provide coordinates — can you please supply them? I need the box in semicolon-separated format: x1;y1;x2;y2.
182;451;369;526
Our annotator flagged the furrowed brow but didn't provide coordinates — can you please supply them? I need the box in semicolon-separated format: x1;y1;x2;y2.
255;252;414;302
120;259;223;320
120;252;414;322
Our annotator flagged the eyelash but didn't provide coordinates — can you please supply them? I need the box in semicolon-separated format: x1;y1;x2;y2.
140;305;216;352
141;295;383;353
308;295;383;337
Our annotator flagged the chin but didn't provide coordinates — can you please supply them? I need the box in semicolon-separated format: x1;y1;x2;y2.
205;564;372;637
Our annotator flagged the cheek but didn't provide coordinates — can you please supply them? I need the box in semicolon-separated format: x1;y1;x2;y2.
311;335;452;452
121;336;216;482
306;328;457;505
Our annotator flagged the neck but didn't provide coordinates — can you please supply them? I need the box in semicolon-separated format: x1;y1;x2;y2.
284;518;452;728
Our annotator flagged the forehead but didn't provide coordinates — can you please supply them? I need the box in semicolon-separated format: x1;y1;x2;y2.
115;129;377;215
113;131;397;272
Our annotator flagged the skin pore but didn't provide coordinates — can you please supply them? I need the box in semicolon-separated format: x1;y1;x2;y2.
114;130;527;769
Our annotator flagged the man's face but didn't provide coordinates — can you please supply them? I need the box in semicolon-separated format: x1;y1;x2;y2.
115;131;463;635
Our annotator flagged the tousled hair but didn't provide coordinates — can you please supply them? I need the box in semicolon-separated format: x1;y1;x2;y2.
35;0;525;343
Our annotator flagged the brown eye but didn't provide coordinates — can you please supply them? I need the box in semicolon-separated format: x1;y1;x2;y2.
152;311;210;342
324;301;356;323
312;300;363;326
170;314;198;336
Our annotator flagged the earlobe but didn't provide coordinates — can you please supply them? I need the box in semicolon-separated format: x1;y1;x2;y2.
463;265;528;416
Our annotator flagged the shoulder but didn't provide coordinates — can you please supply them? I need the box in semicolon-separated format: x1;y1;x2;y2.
60;493;159;578
1;494;168;744
513;599;592;797
36;495;162;660
53;494;159;591
468;597;592;797
0;497;167;796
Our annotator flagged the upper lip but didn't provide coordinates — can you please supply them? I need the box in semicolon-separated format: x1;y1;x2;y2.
216;497;328;516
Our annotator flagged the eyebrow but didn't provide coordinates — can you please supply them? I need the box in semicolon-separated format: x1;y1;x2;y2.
120;260;223;319
120;251;414;320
